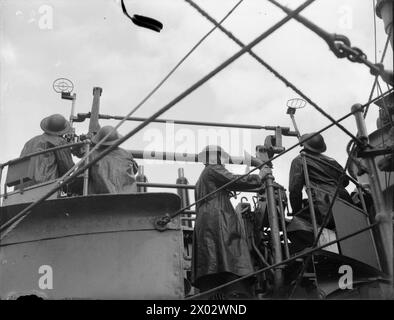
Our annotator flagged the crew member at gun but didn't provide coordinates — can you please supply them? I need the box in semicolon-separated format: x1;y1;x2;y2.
287;132;353;251
19;114;75;187
88;126;138;194
191;145;263;299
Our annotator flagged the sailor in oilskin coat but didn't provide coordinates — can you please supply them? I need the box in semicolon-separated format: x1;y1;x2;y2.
191;145;263;299
19;114;75;186
287;132;353;251
89;126;138;194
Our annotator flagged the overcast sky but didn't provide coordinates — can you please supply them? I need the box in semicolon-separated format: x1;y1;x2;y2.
0;0;392;206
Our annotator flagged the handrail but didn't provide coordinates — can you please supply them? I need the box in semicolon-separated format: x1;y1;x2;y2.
76;113;299;136
137;182;195;190
129;149;259;166
0;141;86;169
135;182;263;194
0;141;87;206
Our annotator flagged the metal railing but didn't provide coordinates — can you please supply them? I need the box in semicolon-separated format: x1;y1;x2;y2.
0;141;87;205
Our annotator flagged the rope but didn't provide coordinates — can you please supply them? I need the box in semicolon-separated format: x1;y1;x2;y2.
60;0;246;184
185;0;362;144
0;0;317;239
187;221;379;299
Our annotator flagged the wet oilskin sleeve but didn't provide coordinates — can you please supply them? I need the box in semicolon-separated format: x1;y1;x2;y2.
192;165;256;285
289;156;305;214
208;164;262;190
19;134;74;184
54;141;75;176
89;148;138;194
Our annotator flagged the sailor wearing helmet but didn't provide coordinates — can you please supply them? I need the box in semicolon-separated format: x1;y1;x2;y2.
191;145;263;299
287;132;353;252
19;114;75;186
88;126;138;194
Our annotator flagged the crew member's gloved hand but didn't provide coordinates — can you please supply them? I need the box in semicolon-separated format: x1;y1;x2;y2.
71;144;87;158
259;165;272;180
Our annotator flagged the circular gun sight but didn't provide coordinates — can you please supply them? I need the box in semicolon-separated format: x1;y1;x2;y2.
53;78;74;94
287;98;307;109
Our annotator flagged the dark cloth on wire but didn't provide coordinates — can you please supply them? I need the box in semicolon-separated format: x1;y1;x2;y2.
191;164;261;291
88;147;138;194
19;133;74;186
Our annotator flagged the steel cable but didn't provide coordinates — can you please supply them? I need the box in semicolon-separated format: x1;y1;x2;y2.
159;89;393;226
0;0;317;239
60;0;246;184
187;221;379;299
186;0;362;144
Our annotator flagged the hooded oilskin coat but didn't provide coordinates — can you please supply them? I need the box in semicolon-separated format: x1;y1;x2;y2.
191;164;262;287
20;133;74;185
288;150;352;230
88;147;138;194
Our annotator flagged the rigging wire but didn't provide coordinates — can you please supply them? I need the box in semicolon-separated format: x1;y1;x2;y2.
1;88;391;239
189;138;391;297
187;221;379;299
157;89;393;226
185;0;362;144
60;0;246;182
0;0;317;239
0;0;391;298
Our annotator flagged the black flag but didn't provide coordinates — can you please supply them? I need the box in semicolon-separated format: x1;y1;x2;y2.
121;0;163;33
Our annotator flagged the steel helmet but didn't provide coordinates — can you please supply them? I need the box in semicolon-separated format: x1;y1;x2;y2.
300;132;327;153
91;126;123;146
40;114;71;136
198;145;230;165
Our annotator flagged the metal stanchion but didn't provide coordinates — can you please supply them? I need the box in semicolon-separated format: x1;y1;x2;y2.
176;168;192;228
288;104;319;238
277;188;290;259
352;103;393;297
264;171;284;291
82;144;90;196
0;165;3;207
136;166;148;193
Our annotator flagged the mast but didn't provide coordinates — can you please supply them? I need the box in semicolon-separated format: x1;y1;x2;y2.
89;87;103;135
83;87;103;195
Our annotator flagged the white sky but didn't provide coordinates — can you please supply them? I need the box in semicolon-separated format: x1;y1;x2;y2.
0;0;392;206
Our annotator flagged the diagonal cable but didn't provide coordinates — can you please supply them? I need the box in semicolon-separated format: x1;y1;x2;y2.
2;88;391;238
60;0;246;183
158;89;393;226
0;0;317;239
187;221;379;299
185;0;362;144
